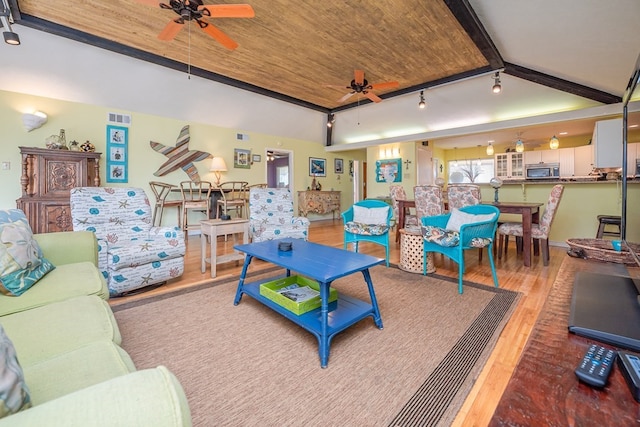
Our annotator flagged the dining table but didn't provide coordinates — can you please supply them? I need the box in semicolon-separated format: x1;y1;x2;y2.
396;199;543;267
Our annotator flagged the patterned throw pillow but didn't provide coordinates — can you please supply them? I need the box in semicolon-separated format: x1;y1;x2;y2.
0;210;55;296
421;225;460;247
0;324;31;418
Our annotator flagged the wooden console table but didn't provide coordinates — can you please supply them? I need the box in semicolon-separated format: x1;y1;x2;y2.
297;190;341;219
16;146;101;233
490;256;639;425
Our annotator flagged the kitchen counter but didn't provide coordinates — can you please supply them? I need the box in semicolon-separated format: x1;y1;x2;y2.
497;177;640;185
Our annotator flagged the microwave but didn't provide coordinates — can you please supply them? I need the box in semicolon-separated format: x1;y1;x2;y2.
525;163;560;180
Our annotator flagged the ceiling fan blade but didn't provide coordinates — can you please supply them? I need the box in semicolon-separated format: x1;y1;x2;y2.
200;22;239;50
354;70;365;86
364;91;382;103
136;0;161;6
338;92;355;103
199;4;255;18
324;84;350;90
370;81;399;91
158;19;183;41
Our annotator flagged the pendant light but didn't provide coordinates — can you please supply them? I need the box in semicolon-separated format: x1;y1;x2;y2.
486;143;494;156
515;138;524;153
549;135;560;150
418;90;426;109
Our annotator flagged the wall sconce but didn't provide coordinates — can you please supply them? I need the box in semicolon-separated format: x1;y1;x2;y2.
209;156;228;186
515;138;524;153
486;143;494;156
327;113;336;128
492;71;502;94
0;0;20;46
549;135;560;150
418;90;426;109
392;147;399;157
22;111;48;132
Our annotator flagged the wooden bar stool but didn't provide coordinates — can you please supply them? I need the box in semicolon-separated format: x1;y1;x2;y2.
596;215;621;239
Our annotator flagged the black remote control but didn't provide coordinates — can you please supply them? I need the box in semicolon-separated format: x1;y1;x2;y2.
575;344;617;388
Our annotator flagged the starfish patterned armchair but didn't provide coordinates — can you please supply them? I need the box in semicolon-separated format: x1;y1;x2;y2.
248;188;309;242
70;187;185;297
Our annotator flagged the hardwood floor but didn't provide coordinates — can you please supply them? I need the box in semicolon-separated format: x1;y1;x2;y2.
110;219;565;426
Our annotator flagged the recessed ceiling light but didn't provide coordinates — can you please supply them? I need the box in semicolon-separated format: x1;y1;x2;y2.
559;132;568;135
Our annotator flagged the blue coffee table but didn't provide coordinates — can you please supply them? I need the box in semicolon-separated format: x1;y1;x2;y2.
233;239;384;368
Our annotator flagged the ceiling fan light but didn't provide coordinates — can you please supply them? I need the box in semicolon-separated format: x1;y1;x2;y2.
549;135;560;150
486;143;494;156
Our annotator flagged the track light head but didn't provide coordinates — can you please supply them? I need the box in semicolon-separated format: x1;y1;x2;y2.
418;90;426;109
327;113;336;128
492;72;502;94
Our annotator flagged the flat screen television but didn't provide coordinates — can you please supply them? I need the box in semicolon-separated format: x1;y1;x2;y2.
568;52;640;350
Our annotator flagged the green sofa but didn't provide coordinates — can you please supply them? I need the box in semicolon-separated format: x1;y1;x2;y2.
0;231;191;426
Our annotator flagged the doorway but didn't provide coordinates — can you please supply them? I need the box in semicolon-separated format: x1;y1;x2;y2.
266;148;293;189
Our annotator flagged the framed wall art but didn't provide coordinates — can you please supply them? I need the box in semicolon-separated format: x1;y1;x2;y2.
234;148;251;169
309;157;326;177
106;125;128;183
252;154;261;163
335;158;344;174
375;158;402;183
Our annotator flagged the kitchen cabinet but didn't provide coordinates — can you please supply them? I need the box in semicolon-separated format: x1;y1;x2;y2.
592;118;623;168
573;145;594;176
524;149;560;165
495;152;524;180
558;147;575;177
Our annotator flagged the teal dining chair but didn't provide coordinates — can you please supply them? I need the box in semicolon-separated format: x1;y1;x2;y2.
342;200;393;267
421;204;500;293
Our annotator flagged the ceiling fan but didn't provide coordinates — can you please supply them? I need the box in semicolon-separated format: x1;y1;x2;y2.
326;69;399;103
137;0;254;50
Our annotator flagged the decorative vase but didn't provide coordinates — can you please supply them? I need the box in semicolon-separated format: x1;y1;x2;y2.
69;140;80;151
58;129;68;150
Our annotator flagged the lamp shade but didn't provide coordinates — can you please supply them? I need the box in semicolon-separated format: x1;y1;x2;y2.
210;157;228;172
549;135;560;150
515;139;524;153
486;143;494;156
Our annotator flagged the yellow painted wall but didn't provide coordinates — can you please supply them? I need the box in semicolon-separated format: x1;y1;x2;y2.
0;90;364;224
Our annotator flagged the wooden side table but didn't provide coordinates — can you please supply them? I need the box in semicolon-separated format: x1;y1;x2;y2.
200;218;249;278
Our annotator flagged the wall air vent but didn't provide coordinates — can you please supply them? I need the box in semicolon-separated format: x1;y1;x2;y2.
107;112;131;126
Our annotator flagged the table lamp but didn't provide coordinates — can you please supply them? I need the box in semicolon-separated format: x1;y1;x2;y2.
210;156;227;187
490;177;503;202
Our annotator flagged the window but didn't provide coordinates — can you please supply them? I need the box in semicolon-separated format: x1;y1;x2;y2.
276;166;289;188
448;158;494;183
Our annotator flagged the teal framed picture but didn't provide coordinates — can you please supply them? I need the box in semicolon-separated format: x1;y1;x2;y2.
375;158;402;183
106;125;128;183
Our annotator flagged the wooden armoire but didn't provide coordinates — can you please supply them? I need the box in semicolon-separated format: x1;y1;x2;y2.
16;146;102;233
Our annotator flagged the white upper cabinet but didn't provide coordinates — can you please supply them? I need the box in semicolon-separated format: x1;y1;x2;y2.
592;118;623;168
524;149;560;165
558;147;575;177
574;145;595;176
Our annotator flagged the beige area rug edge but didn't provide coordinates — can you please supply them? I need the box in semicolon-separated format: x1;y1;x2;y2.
114;266;520;427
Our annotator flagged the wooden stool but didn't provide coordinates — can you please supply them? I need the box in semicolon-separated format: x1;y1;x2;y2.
596;215;621;239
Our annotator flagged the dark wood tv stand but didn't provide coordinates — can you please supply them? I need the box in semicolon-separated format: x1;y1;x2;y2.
490;256;639;425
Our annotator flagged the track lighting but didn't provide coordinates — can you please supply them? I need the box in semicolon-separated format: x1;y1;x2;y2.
418;90;426;109
0;1;19;46
492;72;501;94
486;143;494;156
327;113;336;128
549;135;560;150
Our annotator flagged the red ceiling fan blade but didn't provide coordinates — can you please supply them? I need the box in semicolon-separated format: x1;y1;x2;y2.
199;4;255;18
364;91;382;103
338;92;355;103
158;19;183;41
370;81;399;91
354;70;365;86
200;22;239;50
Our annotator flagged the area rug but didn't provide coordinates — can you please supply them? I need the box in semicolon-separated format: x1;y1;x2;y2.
113;265;520;427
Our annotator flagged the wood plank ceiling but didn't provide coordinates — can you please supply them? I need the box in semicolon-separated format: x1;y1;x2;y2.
13;0;616;113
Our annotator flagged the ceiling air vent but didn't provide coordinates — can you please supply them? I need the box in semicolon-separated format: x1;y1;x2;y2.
107;112;131;126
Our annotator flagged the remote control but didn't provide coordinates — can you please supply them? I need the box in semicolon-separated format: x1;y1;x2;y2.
575;344;617;388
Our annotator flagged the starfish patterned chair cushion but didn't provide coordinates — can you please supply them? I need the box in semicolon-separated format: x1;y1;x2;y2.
248;188;309;242
70;187;185;296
